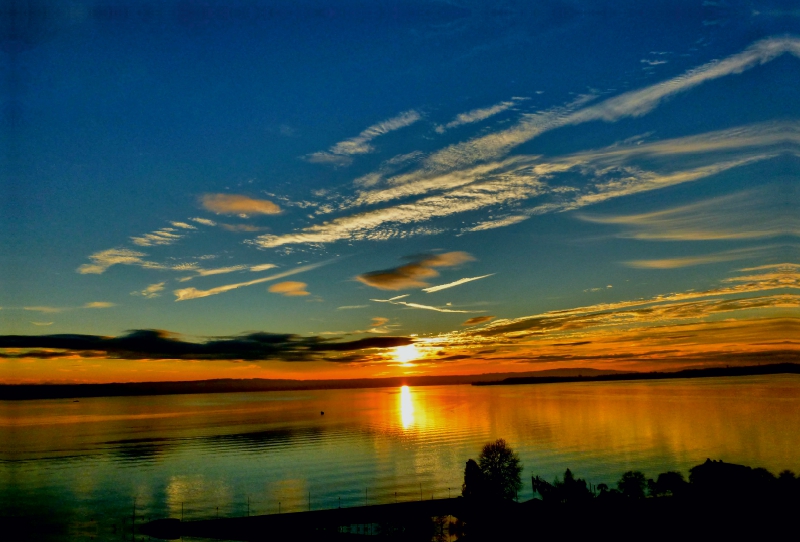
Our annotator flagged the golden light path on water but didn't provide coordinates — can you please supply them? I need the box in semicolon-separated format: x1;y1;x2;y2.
400;385;415;429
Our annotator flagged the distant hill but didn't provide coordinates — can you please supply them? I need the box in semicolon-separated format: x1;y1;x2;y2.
0;367;623;400
474;363;800;387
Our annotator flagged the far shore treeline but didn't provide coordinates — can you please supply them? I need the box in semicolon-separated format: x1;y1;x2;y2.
1;363;797;400
0;369;615;400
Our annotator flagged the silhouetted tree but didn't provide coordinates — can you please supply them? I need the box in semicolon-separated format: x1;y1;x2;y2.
462;458;485;498
618;471;647;499
477;439;522;501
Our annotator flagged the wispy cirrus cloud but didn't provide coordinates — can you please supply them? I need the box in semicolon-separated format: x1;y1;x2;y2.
422;274;494;293
130;220;203;247
78;248;206;276
78;248;172;275
171;221;196;230
23;306;65;314
578;189;800;241
465;270;799;339
178;265;249;282
356;252;475;290
371;296;477;313
400;265;799;372
250;263;278;272
434;99;523;133
19;302;115;313
562;36;800;126
625;246;777;269
305;110;421;165
132;282;166;299
131;227;185;247
251;37;800;249
174;262;329;301
738;263;800;273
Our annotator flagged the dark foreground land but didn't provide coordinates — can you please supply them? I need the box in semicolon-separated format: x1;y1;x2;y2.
138;459;800;541
140;498;797;541
474;361;800;387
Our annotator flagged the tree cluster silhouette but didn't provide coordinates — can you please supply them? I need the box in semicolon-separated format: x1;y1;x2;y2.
462;439;523;502
531;458;800;503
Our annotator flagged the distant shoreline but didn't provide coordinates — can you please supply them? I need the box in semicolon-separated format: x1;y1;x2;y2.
0;368;620;401
1;363;798;400
473;362;800;387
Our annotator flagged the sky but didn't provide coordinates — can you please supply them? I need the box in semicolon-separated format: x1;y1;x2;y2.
1;0;798;383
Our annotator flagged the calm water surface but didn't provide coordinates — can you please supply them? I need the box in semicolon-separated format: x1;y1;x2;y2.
2;376;799;541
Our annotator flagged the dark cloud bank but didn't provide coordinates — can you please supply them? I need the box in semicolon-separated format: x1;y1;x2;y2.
0;330;412;362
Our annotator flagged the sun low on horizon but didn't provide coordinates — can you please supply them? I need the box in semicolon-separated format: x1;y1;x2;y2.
1;1;798;386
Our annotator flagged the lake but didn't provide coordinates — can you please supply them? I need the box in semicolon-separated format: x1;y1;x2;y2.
2;375;799;541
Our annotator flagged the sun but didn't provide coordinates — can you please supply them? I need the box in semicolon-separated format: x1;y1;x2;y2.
393;344;419;365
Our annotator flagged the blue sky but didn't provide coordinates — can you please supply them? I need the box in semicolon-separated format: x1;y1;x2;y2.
1;1;798;382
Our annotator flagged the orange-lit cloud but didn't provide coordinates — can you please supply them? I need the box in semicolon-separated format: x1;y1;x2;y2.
201;194;281;216
462;316;495;326
268;281;310;297
357;252;475;290
83;302;115;309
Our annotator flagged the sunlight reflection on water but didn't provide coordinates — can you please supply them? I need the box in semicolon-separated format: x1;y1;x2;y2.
400;385;415;429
